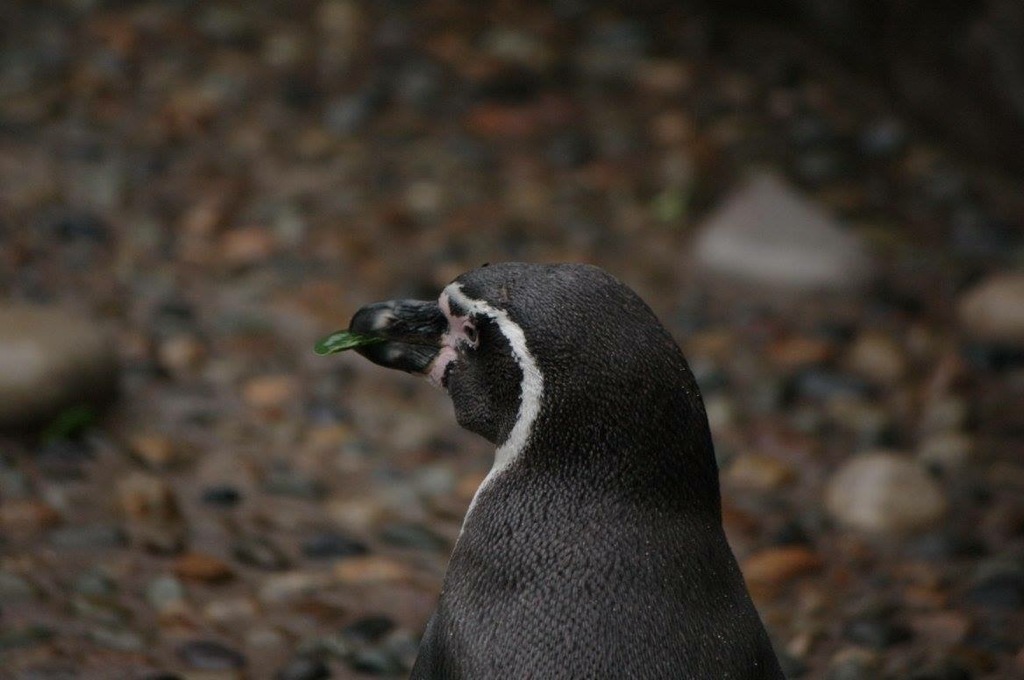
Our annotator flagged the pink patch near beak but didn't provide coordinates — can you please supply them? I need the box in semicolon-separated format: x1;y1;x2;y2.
427;290;473;389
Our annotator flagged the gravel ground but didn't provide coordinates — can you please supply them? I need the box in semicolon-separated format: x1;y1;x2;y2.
1;2;1023;679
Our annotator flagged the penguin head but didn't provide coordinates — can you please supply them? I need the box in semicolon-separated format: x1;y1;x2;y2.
349;263;708;455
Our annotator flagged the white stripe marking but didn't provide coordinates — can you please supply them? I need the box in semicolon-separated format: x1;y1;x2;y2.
442;283;545;527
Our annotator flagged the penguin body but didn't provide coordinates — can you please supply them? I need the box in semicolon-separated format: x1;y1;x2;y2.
347;263;784;679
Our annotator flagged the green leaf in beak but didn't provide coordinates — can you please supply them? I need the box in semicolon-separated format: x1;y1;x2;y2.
314;330;386;356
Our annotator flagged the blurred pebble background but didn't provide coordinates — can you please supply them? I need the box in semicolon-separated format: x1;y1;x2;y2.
1;1;1023;678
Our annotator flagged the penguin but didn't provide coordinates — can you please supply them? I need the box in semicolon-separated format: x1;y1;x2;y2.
344;262;784;679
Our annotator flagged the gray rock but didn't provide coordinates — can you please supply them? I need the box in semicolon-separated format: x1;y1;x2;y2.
825;451;947;533
48;523;127;550
87;625;146;652
966;556;1024;609
693;172;874;292
232;534;290;571
275;656;331;680
72;568;118;599
0;570;37;604
826;647;880;680
146;575;187;615
0;304;118;429
378;522;448;552
348;647;407;675
0;624;55;651
957;273;1024;347
176;638;247;670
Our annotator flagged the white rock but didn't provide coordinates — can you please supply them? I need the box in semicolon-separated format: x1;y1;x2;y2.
693;172;874;291
957;272;1024;346
825;451;947;533
0;305;118;428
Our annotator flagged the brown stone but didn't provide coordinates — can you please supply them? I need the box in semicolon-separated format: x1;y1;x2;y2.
334;556;413;585
220;226;277;268
724;454;796;492
127;433;182;469
742;546;824;589
242;374;300;412
174;552;235;584
0;500;62;534
766;336;835;370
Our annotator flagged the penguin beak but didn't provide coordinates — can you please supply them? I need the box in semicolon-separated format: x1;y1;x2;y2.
347;299;448;375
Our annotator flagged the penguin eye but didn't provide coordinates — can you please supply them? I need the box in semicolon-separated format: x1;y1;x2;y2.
463;323;479;346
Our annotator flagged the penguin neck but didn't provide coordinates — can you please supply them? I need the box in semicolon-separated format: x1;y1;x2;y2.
534;400;722;515
465;393;723;528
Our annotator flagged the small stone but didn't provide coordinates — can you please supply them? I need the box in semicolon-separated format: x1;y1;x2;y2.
413;464;458;498
382;630;420;672
846;331;906;385
246;626;288;660
243;375;301;411
71;590;130;626
326;498;386;532
0;304;119;429
0;499;62;534
204;596;258;624
127;433;183;469
825;452;947;533
302;531;368;559
767;336;835;370
334;556;413;585
177;639;247;670
257;571;332;604
918;432;974;472
88;626;146;652
637;60;691;93
0;571;37;603
792;370;872;402
233;535;291;570
0;624;55;651
73;567;118;599
378;522;448;551
724;454;796;492
843;615;912;649
906;660;973;680
650;110;695;146
405;179;445;217
703;395;737;435
157;334;206;374
174;552;235;583
348;647;406;675
456;472;489;504
693;172;874;293
49;523;127;550
920;395;969;433
957;273;1024;347
343;615;395;644
262;468;327;500
201;484;243;507
50;210;111;242
146;575;188;616
742;546;823;590
965;558;1024;609
36;438;93;479
859;117;907;158
908;611;971;647
826;647;880;680
220;226;277;268
275;656;331;680
118;472;187;554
